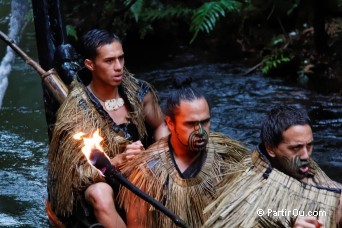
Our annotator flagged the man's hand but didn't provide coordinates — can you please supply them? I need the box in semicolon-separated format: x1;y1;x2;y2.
294;216;323;228
124;140;144;157
110;140;144;169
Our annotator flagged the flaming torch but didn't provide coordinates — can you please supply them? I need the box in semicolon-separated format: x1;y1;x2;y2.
74;130;188;228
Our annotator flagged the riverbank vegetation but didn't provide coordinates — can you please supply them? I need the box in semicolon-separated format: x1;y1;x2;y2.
61;0;342;94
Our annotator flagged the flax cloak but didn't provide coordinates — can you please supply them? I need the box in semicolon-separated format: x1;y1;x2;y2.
203;149;342;228
118;132;249;228
48;70;161;217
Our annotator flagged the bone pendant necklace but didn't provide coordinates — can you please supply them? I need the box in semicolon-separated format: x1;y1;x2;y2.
89;85;124;111
104;98;125;111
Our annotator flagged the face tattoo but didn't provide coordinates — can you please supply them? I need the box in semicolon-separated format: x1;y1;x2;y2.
275;155;310;180
187;122;209;152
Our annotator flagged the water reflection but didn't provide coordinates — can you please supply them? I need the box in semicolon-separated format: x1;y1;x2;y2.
0;31;48;225
0;130;47;227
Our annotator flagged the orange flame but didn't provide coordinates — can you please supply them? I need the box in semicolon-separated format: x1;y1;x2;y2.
73;129;110;165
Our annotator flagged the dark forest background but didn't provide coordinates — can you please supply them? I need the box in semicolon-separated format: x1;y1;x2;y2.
58;0;342;94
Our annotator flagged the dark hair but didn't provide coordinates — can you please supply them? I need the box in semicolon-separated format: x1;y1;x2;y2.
260;105;312;148
80;29;122;60
164;75;210;120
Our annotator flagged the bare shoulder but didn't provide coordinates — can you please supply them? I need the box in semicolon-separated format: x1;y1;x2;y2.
140;90;164;127
141;90;154;105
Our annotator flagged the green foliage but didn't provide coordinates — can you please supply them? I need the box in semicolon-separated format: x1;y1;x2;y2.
261;50;294;75
62;0;247;43
122;0;244;42
66;25;78;40
115;1;193;39
189;0;242;43
142;5;192;22
125;0;145;22
24;5;33;22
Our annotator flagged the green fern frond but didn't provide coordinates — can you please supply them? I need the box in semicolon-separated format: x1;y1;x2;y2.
142;6;193;22
190;0;241;43
124;0;145;22
66;25;78;40
261;51;294;74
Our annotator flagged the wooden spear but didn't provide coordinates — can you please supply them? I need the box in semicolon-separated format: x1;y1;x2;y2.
0;30;68;104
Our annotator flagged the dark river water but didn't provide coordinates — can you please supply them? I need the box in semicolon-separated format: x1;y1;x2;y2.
0;7;341;228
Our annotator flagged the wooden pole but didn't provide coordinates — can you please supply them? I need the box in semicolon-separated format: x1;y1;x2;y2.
0;30;68;104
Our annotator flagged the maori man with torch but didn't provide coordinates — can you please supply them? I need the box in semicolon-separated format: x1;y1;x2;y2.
74;130;187;228
47;29;169;227
118;75;249;227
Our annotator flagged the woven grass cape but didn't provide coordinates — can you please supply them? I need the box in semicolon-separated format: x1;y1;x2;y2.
48;70;160;217
203;150;342;228
118;132;249;228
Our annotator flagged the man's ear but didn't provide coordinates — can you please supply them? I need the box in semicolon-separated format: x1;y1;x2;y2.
84;59;94;71
165;116;174;131
265;145;276;158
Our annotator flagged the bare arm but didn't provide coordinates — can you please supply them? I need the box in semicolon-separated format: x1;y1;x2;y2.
142;91;169;140
126;191;148;228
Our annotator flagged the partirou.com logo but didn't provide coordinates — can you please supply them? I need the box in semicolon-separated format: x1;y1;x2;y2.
257;208;327;217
